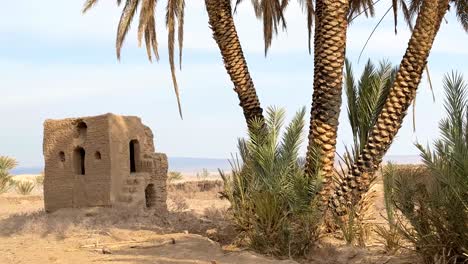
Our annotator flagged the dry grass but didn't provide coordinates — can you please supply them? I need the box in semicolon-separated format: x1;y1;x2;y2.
0;177;424;264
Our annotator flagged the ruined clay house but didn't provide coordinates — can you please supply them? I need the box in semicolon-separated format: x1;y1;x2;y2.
42;113;168;212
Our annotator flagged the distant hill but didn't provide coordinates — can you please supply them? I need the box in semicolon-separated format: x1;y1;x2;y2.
11;155;421;175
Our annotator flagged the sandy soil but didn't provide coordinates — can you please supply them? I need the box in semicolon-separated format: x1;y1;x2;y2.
0;175;419;264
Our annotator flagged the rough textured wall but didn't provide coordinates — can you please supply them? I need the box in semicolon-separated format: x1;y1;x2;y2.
108;114;167;212
43;115;112;212
43;113;168;213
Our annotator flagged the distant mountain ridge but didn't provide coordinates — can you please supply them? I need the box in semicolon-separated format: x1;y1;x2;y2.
12;155;421;175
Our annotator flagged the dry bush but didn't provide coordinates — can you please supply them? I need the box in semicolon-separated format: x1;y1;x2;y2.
15;180;35;195
196;168;210;180
172;196;189;212
35;173;45;186
167;171;183;183
373;164;404;254
168;180;223;199
334;189;375;248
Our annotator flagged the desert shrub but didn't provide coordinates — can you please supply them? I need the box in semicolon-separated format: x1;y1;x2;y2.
374;163;404;254
35;172;45;186
220;107;322;257
167;171;183;183
15;180;35;195
0;156;17;194
196;168;210;180
171;195;189;212
388;73;468;263
334;189;375;247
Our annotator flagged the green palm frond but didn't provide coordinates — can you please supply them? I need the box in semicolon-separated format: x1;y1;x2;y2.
221;106;322;256
0;156;17;172
387;72;468;262
82;0;185;118
342;59;395;168
0;156;17;194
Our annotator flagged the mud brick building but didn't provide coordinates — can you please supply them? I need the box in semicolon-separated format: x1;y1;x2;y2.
42;113;167;212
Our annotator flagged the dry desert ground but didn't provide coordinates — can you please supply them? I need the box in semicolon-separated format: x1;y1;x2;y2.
0;174;420;264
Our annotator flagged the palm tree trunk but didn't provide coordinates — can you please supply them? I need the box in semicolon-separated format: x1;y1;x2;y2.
330;0;449;216
204;0;264;128
305;0;349;207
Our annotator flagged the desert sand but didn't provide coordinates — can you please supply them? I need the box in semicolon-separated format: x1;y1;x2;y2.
0;174;419;264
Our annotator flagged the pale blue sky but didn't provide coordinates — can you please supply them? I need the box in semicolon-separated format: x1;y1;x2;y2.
0;1;467;167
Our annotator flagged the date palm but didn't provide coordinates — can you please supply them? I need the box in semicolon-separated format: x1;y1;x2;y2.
304;0;352;207
330;0;467;216
82;0;269;128
204;0;267;127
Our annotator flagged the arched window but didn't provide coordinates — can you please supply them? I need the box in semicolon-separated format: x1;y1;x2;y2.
76;121;87;140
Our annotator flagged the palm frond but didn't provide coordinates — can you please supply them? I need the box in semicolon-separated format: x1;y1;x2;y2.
297;0;315;54
452;0;468;32
82;0;185;118
0;156;18;172
235;0;288;56
82;0;99;13
116;0;139;60
166;0;184;118
221;106;322;256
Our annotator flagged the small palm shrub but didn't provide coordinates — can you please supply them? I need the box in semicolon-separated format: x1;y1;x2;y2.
220;107;322;257
168;171;183;183
0;156;17;194
333;59;396;244
15;180;35;195
340;59;396;171
387;72;468;263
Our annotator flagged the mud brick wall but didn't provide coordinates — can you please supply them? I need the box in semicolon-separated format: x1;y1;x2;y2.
43;113;168;213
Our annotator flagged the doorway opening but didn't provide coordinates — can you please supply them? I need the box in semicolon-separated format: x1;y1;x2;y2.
73;147;86;175
129;140;140;173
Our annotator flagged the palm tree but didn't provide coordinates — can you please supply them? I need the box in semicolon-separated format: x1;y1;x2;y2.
329;0;464;215
83;0;267;128
204;0;265;128
304;0;352;207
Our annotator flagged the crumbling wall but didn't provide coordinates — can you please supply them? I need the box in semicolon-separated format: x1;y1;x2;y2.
43;115;112;212
43;113;168;213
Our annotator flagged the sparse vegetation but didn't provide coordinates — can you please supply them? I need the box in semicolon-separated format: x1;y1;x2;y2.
167;171;183;183
220;107;322;257
333;60;394;246
0;156;17;194
334;189;375;248
35;172;45;186
196;168;210;181
385;73;468;263
14;180;35;195
374;163;403;254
